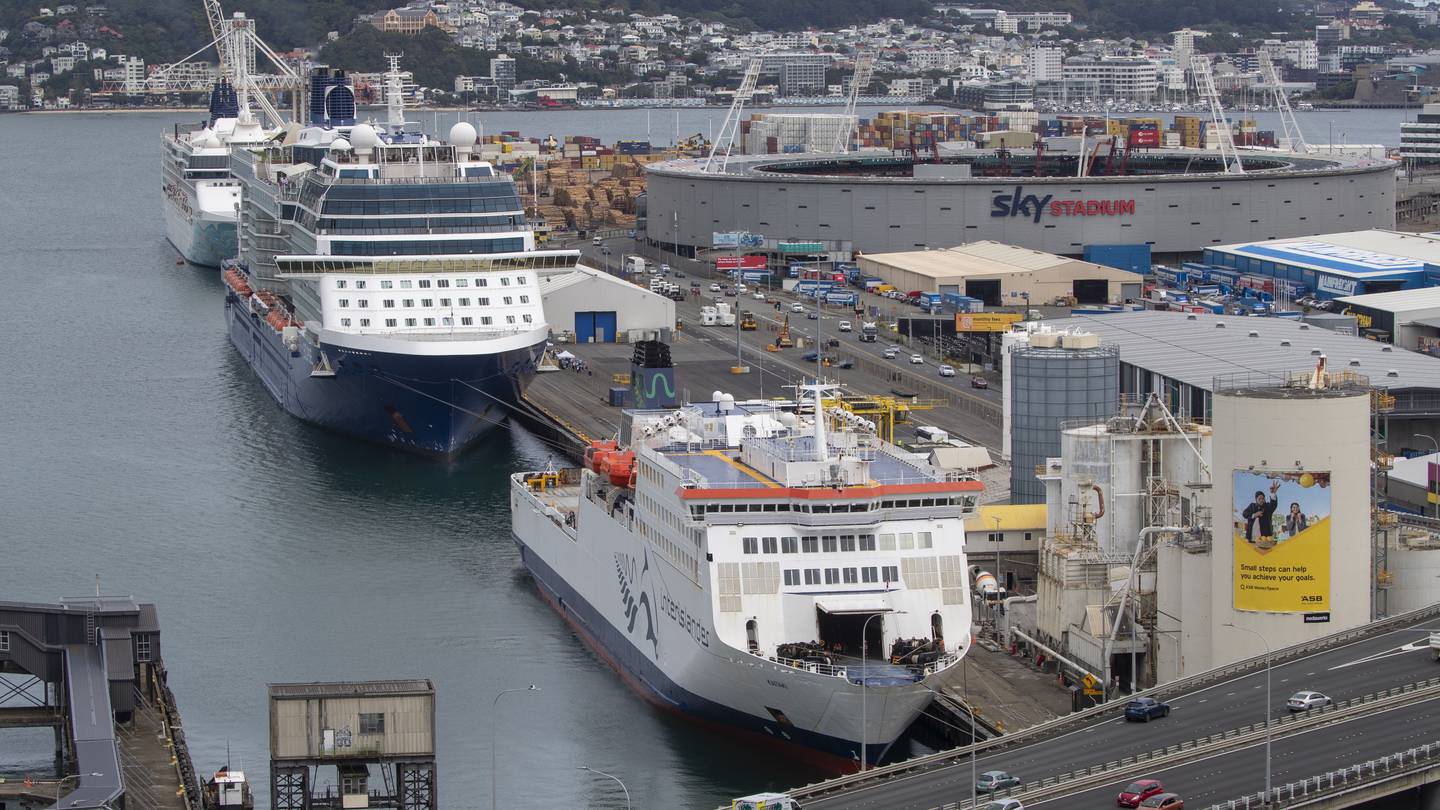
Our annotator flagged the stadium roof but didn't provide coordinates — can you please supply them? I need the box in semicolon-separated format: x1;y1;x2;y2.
1048;310;1440;393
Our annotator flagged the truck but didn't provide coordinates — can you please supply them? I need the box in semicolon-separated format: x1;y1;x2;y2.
825;290;858;307
858;322;878;342
700;306;719;326
624;256;647;275
716;302;736;326
861;276;884;291
732;794;801;810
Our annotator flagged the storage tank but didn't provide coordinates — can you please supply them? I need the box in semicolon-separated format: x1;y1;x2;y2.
1208;367;1372;663
1009;336;1119;504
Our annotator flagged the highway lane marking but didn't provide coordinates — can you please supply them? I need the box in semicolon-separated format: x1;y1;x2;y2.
1328;639;1432;670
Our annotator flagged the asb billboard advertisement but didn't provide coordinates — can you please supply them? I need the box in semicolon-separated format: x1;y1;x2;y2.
1232;469;1332;613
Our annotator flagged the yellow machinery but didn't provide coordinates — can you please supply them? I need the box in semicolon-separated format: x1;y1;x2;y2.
822;394;945;444
740;312;758;331
775;316;794;348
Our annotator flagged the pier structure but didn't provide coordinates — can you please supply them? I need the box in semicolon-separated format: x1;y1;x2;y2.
268;680;436;810
0;596;197;810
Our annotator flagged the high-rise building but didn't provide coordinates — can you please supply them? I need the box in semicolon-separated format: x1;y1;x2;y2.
1061;56;1159;101
1025;45;1062;83
489;54;516;93
1400;103;1440;170
778;59;825;96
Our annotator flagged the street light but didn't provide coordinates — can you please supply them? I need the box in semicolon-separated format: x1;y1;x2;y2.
1223;623;1272;802
1416;433;1439;519
53;772;103;807
492;684;541;810
860;610;905;771
577;766;631;810
923;677;978;809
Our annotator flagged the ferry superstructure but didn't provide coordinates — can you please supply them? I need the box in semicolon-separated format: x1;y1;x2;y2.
222;62;553;455
161;80;282;267
511;387;981;766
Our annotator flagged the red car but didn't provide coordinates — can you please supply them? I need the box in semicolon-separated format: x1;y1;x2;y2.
1117;779;1164;808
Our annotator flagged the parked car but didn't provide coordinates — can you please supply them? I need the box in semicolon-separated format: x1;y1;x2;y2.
976;771;1021;793
1124;697;1170;722
1118;779;1165;808
884;347;900;359
1139;793;1183;809
909;354;924;364
1286;691;1332;712
971;376;989;389
983;800;1025;810
938;364;956;377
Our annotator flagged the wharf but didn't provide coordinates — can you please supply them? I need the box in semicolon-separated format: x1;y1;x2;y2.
928;644;1072;737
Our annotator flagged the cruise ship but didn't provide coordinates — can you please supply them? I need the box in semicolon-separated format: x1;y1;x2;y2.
162;80;282;267
511;387;980;766
222;63;562;454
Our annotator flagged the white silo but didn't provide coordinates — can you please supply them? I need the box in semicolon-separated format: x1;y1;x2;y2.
1207;365;1372;665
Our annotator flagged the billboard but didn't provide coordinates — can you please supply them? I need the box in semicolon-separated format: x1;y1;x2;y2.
713;231;764;249
716;255;767;270
956;312;1023;333
1232;470;1332;613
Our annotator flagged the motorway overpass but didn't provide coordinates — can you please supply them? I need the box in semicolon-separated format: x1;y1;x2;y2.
778;603;1440;810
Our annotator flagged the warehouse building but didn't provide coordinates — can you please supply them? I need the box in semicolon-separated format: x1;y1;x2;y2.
539;266;675;343
1202;230;1440;299
856;241;1144;306
1044;310;1440;451
1335;286;1440;354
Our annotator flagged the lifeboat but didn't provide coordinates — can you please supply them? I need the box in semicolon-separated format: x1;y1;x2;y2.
601;450;636;487
584;440;618;473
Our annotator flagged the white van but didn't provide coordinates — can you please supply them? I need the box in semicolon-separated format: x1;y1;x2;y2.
837;321;853;332
916;426;949;443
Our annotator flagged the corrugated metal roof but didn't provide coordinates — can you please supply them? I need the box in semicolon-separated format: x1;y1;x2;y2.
269;679;435;699
863;241;1131;280
1047;310;1440;392
1338;285;1440;314
965;504;1047;532
1210;230;1440;279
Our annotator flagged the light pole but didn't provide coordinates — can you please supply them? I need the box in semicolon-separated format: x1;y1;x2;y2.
577;766;631;810
860;610;904;771
492;684;540;810
923;675;977;808
1417;433;1439;519
54;772;102;807
1224;623;1272;801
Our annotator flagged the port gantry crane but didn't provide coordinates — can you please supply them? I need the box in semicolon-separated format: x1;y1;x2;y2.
1258;51;1311;154
705;55;764;173
1191;55;1244;173
831;50;876;154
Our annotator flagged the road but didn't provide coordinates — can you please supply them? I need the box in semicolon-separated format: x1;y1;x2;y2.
805;613;1440;810
570;236;1005;450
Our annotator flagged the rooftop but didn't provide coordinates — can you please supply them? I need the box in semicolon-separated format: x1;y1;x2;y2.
1338;285;1440;315
1048;310;1440;394
1209;230;1440;279
268;679;435;699
861;241;1136;280
965;503;1047;532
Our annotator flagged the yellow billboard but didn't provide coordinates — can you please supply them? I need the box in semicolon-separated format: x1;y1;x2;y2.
955;312;1023;333
1232;470;1331;613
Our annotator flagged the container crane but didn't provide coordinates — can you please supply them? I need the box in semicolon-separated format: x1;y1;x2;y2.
705;56;763;173
1258;52;1310;153
831;50;876;153
1191;56;1244;173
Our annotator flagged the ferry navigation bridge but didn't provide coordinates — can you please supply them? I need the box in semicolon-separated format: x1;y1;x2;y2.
0;596;199;810
761;601;1440;810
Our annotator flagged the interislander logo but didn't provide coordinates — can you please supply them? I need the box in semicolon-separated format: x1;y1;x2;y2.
615;550;659;657
991;185;1136;223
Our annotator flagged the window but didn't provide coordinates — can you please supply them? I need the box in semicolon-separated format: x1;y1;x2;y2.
358;713;384;734
400;280;413;289
859;534;876;551
461;317;473;326
478;297;490;306
403;299;415;307
357;300;369;308
459;298;470;306
840;535;856;552
899;533;915;550
516;275;527;284
843;568;858;584
802;536;819;553
503;296;513;305
0;630;9;652
385;318;397;327
380;280;393;289
782;536;799;554
436;279;450;288
341;318;351;327
762;537;778;554
383;299;395;308
804;568;821;585
418;280;432;289
421;298;433;307
879;533;896;550
335;280;347;289
917;532;932;549
354;280;366;289
506;315;515;324
743;537;759;554
440;298;451;307
522;314;533;323
424;318;435;326
455;279;468;287
359;319;370;327
824;568;840;585
501;277;511;286
862;567;878;583
987;532;1002;543
475;278;488;287
1024;532;1033;543
135;634;151;662
822;535;838;553
405;318;417;327
519;295;530;304
783;569;801;586
338;299;350;308
881;565;899;584
481;316;493;325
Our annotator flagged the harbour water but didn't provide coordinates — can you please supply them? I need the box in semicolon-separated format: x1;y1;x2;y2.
0;104;1410;808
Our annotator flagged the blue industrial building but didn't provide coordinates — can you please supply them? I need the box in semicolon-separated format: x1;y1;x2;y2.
1202;230;1440;299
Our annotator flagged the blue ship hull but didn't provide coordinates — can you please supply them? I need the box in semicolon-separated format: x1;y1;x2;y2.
225;290;542;455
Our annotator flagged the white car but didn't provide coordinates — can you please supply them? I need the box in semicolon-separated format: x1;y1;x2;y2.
660;263;671;273
884;347;900;359
791;303;806;313
909;354;924;364
983;800;1025;810
837;321;853;332
938;364;956;377
754;291;767;300
1287;691;1332;712
710;283;723;292
592;237;603;246
737;284;748;294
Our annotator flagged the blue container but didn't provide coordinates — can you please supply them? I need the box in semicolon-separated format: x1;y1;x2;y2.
608;386;628;407
1084;243;1151;274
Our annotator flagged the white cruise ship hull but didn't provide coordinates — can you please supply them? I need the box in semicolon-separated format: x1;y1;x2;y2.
510;484;937;767
163;179;239;268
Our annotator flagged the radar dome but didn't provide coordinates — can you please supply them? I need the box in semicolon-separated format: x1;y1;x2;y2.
449;121;478;147
204;134;223;149
349;124;379;150
329;137;351;151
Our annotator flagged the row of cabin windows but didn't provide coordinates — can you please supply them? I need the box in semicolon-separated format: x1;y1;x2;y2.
782;566;899;586
335;275;527;290
742;532;931;554
336;295;528;308
339;314;529;328
694;495;974;518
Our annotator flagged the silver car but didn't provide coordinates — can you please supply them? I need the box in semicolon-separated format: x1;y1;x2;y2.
1286;690;1332;712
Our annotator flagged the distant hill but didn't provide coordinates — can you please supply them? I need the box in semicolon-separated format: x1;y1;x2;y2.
989;0;1306;39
